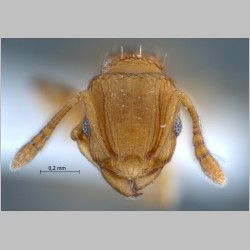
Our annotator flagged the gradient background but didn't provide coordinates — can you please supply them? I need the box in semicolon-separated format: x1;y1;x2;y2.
1;38;249;210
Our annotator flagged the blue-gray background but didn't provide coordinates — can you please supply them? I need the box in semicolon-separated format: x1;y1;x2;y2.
1;38;249;210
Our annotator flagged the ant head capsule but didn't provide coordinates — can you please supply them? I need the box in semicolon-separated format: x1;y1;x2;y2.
11;49;225;196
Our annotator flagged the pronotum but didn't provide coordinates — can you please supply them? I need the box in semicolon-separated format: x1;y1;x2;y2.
11;48;225;197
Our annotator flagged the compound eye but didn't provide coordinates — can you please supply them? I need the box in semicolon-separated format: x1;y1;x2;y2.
173;116;182;137
82;117;90;137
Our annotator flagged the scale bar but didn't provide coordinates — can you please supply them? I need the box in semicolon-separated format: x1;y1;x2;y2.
40;170;80;174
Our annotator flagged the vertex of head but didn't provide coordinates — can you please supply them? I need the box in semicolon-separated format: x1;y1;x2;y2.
101;52;164;74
